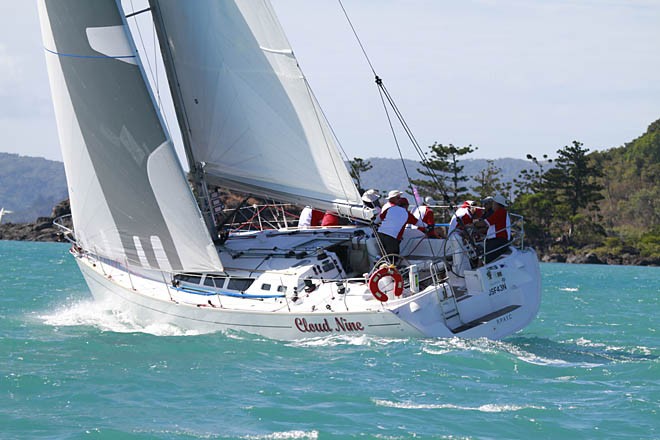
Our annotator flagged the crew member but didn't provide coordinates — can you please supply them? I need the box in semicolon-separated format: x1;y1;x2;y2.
475;193;511;263
375;199;427;258
298;206;323;228
361;189;382;218
412;196;438;238
321;210;340;226
380;189;402;215
447;200;477;236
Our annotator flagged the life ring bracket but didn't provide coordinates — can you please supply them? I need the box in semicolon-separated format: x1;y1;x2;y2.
368;264;404;302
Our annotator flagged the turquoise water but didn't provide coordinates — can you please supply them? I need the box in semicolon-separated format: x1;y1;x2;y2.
1;241;658;439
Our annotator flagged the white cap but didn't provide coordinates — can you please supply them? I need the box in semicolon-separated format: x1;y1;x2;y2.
361;189;380;203
492;193;508;207
387;190;402;199
424;196;435;205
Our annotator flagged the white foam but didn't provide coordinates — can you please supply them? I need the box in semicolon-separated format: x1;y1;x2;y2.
39;299;199;336
421;338;606;368
242;431;319;440
288;334;407;348
559;287;579;292
373;399;544;412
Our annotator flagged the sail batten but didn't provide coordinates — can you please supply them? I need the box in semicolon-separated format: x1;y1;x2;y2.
38;0;222;272
150;0;371;220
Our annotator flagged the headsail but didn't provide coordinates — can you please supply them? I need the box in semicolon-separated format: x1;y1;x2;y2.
38;0;222;272
149;0;372;220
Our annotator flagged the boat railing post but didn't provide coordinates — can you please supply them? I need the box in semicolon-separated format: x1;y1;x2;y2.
256;204;263;231
481;238;487;266
211;276;223;308
160;271;174;302
282;205;288;229
283;290;292;312
338;281;349;311
125;257;135;290
93;246;107;276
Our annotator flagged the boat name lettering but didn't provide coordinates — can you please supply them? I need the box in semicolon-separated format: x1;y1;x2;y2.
294;317;364;333
496;313;512;325
334;317;365;332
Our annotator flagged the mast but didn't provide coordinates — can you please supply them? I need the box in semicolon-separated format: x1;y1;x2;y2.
147;0;219;240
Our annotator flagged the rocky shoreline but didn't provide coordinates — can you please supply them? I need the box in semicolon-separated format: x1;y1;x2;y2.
0;200;72;243
541;252;659;267
1;199;657;267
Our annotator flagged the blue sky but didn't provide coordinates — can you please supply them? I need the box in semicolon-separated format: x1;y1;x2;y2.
1;0;658;163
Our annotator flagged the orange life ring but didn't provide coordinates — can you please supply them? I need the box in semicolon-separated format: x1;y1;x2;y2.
368;265;404;302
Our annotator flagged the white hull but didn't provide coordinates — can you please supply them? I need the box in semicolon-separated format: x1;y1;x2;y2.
40;1;542;342
73;234;541;340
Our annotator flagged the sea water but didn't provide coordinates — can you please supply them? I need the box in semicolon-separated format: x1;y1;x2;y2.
1;241;657;440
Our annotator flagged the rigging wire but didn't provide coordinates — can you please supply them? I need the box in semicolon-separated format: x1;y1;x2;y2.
336;0;454;209
127;1;171;135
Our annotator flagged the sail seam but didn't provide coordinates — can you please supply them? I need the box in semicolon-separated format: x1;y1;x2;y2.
44;47;136;60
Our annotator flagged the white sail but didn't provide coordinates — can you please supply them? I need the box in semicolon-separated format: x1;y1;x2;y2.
38;0;222;272
149;0;371;219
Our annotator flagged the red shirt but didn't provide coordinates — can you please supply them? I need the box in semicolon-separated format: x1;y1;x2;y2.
321;211;340;226
485;208;510;239
311;209;324;226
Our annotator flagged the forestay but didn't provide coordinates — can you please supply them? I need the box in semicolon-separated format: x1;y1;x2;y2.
38;0;222;272
149;0;372;220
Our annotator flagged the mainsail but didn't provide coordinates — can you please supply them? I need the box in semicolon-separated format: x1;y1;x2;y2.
38;0;222;272
149;0;371;219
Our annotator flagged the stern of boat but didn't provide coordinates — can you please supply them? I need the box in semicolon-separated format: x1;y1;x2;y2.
389;248;542;339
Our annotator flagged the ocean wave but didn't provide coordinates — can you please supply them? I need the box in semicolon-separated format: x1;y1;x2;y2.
38;299;200;336
242;431;319;440
287;334;408;348
559;287;579;292
507;337;657;365
420;337;610;367
373;399;544;412
421;336;499;354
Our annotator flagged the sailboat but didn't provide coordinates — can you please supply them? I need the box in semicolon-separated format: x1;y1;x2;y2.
38;0;541;340
0;207;13;223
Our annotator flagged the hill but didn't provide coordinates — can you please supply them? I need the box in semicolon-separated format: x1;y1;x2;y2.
0;153;68;223
358;157;530;195
0;153;529;224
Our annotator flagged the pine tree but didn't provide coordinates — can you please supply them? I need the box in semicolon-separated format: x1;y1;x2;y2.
545;141;604;217
472;159;505;199
411;143;476;204
348;157;373;194
543;141;604;244
513;154;552;198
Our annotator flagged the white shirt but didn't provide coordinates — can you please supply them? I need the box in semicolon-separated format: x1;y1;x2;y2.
411;205;429;230
447;207;471;235
298;206;313;228
377;205;425;240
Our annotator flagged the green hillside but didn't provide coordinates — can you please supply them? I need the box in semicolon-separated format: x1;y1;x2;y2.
1;118;657;265
588;119;660;261
0;153;68;223
503;119;659;264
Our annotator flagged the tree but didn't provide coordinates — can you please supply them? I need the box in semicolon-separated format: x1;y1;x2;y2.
513;154;552;198
411;143;476;204
348;157;373;194
543;141;604;243
472;160;506;199
545;141;604;217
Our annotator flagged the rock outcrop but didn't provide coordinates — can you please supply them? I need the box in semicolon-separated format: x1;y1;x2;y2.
0;200;71;242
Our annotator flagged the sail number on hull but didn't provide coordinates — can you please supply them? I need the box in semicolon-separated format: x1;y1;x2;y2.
485;264;509;297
